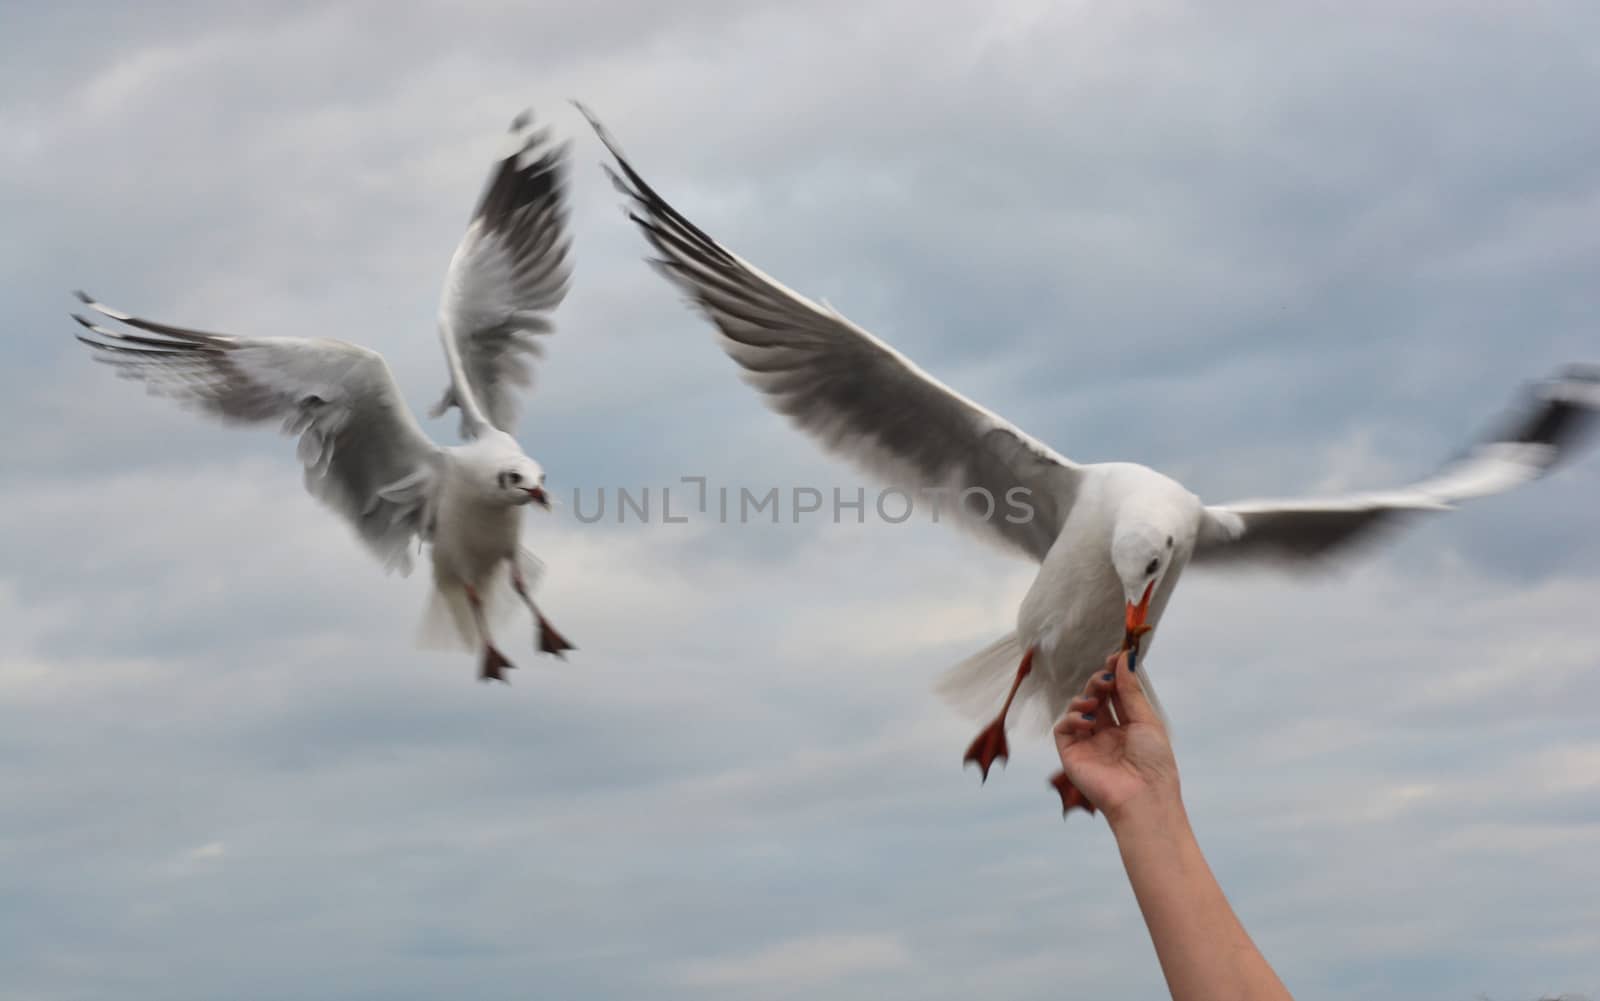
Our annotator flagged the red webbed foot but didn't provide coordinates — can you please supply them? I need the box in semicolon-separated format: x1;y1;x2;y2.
963;720;1010;782
1049;770;1096;818
537;616;575;658
480;645;515;683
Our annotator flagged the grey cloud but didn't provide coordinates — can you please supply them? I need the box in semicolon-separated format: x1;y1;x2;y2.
4;1;1600;1000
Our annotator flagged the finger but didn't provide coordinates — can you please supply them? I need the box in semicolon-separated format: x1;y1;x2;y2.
1053;713;1090;749
1058;709;1100;736
1066;693;1100;716
1068;693;1107;735
1082;653;1121;698
1112;644;1160;727
1093;655;1123;725
1052;712;1077;742
1090;665;1116;700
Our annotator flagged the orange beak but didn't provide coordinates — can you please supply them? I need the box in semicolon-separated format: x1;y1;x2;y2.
1124;580;1154;638
525;486;550;510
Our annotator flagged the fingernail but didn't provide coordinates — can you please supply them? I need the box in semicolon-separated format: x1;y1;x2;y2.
1128;649;1138;672
1082;713;1096;722
1102;672;1113;682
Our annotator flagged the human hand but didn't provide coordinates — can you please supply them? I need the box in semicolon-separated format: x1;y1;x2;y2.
1053;648;1182;827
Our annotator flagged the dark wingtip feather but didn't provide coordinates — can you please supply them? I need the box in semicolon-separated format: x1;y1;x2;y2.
1507;364;1600;452
470;109;570;238
599;162;633;198
65;293;235;344
572;103;659;209
570;100;613;150
1442;363;1600;483
576;110;738;279
72;334;163;356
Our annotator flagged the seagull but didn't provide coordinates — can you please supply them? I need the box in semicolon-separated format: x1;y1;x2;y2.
69;110;579;683
577;104;1600;811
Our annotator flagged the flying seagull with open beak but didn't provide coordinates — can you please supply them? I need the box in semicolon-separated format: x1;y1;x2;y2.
69;110;579;682
577;103;1600;814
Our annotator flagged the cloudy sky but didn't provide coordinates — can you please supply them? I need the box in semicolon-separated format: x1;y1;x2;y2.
3;1;1599;998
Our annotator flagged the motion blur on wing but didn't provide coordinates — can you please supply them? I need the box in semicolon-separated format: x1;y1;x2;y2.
577;103;1599;814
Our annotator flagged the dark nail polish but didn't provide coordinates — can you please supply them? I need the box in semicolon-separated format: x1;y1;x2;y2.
1128;649;1138;672
1082;713;1096;722
1102;672;1113;682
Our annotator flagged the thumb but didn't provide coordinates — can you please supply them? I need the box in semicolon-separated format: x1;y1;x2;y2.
1112;646;1161;727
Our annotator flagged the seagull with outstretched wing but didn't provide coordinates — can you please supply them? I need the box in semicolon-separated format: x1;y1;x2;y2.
71;110;578;682
577;103;1600;813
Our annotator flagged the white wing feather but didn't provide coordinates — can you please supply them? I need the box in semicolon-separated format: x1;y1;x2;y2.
1195;366;1600;565
71;293;442;575
434;111;574;438
579;105;1081;563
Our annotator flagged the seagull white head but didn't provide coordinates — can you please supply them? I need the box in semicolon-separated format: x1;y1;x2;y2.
494;457;549;509
1110;514;1182;638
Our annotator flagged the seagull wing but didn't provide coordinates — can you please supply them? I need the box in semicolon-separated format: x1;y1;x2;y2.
71;292;443;575
1193;365;1600;566
433;110;574;438
578;105;1082;562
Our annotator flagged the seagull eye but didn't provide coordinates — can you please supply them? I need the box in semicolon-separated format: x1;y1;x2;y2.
505;471;522;486
1145;558;1160;576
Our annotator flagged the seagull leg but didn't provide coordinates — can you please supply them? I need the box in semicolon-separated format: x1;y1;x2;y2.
466;584;515;683
510;565;575;658
962;646;1035;782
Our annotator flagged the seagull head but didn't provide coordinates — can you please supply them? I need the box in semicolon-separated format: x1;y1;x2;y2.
1110;518;1180;639
495;460;550;509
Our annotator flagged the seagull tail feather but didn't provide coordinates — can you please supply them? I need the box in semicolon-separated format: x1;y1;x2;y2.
935;632;1042;729
416;568;519;653
418;583;476;652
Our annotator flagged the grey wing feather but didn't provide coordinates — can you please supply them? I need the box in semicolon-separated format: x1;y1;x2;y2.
1194;365;1600;566
577;104;1081;562
434;110;573;437
71;292;443;574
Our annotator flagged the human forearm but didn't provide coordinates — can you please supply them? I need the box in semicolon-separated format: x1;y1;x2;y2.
1111;795;1293;1001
